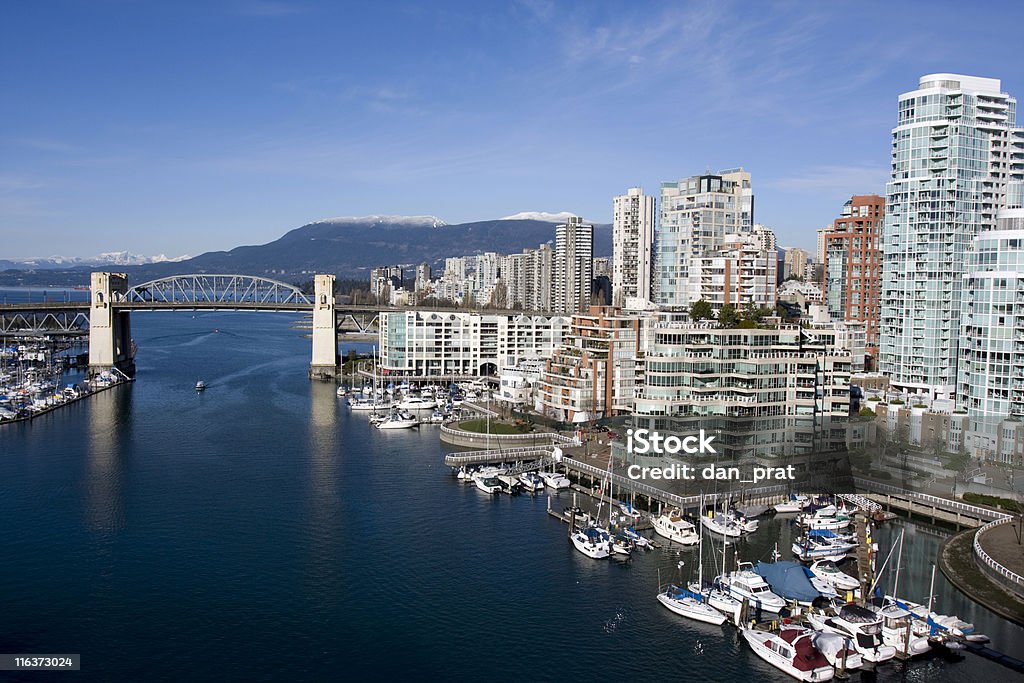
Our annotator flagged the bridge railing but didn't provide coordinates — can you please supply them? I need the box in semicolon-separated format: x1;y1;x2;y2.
973;516;1024;597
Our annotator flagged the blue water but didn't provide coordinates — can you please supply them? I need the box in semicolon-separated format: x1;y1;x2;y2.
1;310;1022;681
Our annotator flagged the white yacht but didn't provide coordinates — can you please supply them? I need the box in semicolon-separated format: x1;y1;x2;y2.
570;526;611;559
473;475;502;495
808;560;860;592
868;600;932;657
518;472;545;492
398;395;437;411
774;494;811;513
806;604;897;663
651;509;699;546
700;512;744;538
376;412;419;430
718;562;787;613
538;471;570;490
657;585;727;626
740;626;835;682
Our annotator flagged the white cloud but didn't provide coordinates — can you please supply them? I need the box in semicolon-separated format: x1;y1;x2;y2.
763;165;889;196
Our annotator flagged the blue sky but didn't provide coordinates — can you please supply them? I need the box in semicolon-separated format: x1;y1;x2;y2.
3;1;1023;259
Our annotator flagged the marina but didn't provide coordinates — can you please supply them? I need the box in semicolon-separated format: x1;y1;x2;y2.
2;309;1024;682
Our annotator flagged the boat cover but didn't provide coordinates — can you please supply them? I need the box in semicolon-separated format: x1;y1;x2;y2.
838;604;878;624
754;561;820;602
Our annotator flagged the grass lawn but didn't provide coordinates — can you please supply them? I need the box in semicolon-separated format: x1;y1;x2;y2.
458;419;522;435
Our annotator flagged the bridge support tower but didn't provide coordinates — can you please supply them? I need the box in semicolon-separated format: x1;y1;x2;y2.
89;272;135;377
309;274;339;379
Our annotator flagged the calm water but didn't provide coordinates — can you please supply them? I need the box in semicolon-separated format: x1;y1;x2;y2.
1;310;1022;681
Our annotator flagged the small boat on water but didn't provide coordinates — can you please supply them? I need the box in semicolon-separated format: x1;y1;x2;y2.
806;604;897;663
538;471;570;490
518;472;544;492
718;561;787;613
570;525;611;559
473;475;502;494
195;380;206;392
867;599;932;657
740;626;835;681
376;412;419;430
657;584;727;626
774;494;811;514
652;509;699;546
619;502;642;520
808;560;860;592
700;511;744;538
398;395;437;411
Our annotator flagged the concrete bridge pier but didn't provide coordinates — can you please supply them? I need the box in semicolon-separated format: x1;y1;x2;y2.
89;271;135;377
309;274;339;379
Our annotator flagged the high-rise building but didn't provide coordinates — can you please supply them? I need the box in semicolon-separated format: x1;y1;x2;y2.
612;187;656;307
689;226;778;311
414;263;432;292
880;74;1024;399
523;243;553;312
782;247;809;281
824;195;884;358
655;169;752;308
553;216;594;314
958;204;1024;462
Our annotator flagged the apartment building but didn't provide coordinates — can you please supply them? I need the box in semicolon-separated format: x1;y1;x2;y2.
612;187;656;307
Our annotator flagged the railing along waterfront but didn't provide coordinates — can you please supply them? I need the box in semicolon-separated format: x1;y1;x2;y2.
973;516;1024;597
439;425;576;444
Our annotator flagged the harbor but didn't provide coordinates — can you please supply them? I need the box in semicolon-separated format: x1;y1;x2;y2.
3;310;1023;682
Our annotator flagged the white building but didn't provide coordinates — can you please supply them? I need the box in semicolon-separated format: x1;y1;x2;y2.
655;169;753;308
379;311;569;377
553;216;594;314
880;74;1024;400
689;226;778;311
612;187;656;307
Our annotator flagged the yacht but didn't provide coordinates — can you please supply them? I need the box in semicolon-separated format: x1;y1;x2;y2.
867;600;932;657
718;562;787;613
570;526;611;559
774;494;811;513
538;471;570;490
376;412;419;430
398;395;437;411
473;475;502;494
518;472;545;492
657;585;727;626
806;604;897;663
808;560;860;592
740;626;834;681
807;629;865;672
700;511;744;538
651;509;699;546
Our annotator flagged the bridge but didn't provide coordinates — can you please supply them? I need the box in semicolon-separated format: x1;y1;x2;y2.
0;271;557;379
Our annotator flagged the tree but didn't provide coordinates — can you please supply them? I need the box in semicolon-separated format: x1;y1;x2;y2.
689;299;713;321
487;281;508;309
718;304;739;328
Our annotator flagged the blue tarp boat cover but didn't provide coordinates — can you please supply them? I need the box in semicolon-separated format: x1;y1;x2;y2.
754;561;820;602
807;529;841;538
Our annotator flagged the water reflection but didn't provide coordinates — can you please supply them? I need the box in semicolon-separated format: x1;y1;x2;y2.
304;381;342;605
86;384;130;533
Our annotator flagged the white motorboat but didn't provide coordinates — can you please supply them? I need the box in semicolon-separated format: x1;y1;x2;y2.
195;380;206;392
623;527;652;550
619;502;642;520
570;526;611;559
809;560;860;592
868;600;932;657
718;562;787;613
335;386;347;397
376;412;419;430
497;474;522;495
652;509;699;546
726;509;759;533
657;585;727;626
806;604;897;663
700;511;743;538
740;626;835;682
473;475;502;494
774;494;811;513
538;471;570;490
518;472;545;492
398;395;437;411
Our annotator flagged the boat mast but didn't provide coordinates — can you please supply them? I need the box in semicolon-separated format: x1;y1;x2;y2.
893;528;905;600
698;493;704;592
927;564;936;615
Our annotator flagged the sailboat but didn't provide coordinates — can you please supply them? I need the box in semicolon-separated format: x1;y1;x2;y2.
657;500;727;625
689;502;742;623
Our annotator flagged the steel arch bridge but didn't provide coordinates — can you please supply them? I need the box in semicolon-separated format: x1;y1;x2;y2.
120;274;313;309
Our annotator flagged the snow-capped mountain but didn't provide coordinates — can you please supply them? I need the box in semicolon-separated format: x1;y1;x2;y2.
311;215;448;228
500;211;578;222
9;251;191;269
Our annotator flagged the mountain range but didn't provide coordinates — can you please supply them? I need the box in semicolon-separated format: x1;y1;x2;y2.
0;216;612;287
